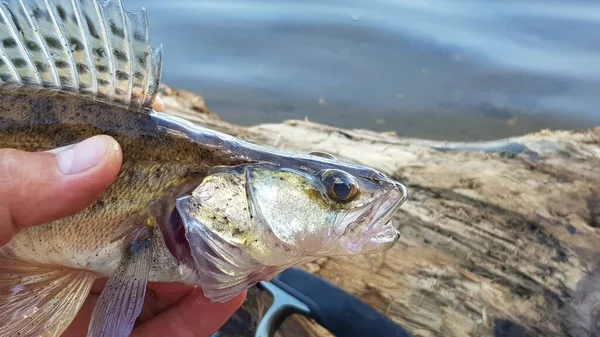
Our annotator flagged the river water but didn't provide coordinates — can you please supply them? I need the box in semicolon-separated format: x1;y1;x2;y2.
125;0;600;141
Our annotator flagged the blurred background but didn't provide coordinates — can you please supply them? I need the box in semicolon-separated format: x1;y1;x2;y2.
125;0;600;141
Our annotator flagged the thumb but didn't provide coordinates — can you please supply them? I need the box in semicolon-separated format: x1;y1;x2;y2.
0;135;122;245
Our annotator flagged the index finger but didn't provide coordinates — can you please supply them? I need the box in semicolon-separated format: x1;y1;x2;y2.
131;288;246;337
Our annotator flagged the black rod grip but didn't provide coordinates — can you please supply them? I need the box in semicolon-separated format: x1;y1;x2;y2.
271;268;413;337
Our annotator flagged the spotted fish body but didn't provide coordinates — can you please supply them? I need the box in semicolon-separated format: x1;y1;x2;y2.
0;0;243;283
0;1;408;336
0;87;245;280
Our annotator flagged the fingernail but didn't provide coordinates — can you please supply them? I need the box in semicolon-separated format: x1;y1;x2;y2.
55;136;108;175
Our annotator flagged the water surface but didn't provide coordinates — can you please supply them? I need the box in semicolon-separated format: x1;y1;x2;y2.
126;0;600;141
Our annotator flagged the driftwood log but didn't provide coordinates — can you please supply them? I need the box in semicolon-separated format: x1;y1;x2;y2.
159;85;600;337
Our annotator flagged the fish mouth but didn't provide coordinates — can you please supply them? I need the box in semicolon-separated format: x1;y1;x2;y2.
324;181;407;256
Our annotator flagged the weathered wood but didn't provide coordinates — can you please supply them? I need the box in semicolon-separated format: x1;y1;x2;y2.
160;85;600;337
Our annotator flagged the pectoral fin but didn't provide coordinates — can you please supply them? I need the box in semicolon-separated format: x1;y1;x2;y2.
0;257;96;337
87;236;154;337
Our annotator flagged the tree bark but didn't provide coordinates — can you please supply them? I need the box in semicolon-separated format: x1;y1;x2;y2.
160;85;600;337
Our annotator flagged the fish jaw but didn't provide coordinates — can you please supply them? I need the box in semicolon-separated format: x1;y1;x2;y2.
328;181;407;255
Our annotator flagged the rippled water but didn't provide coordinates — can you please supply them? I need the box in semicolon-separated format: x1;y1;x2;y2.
126;0;600;141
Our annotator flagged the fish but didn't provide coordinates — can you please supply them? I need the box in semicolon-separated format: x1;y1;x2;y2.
0;0;408;336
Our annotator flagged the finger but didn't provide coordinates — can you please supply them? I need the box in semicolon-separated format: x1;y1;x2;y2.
152;95;166;112
62;294;99;337
0;135;122;244
66;284;245;337
131;288;247;337
137;283;196;323
65;282;194;336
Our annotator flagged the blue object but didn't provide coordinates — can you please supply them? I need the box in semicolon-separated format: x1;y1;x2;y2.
254;267;413;337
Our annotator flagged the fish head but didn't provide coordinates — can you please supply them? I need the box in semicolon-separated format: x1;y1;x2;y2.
173;151;407;300
243;156;406;258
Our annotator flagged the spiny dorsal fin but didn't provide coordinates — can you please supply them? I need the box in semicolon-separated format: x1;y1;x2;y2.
0;0;162;110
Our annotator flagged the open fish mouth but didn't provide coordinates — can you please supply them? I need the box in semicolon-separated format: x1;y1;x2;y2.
324;181;408;256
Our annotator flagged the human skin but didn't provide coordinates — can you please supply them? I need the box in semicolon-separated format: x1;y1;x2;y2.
0;97;246;336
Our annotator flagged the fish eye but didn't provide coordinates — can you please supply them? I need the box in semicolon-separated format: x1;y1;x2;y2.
320;169;360;203
310;151;337;160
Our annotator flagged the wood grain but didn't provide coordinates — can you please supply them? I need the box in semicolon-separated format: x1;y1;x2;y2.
160;85;600;337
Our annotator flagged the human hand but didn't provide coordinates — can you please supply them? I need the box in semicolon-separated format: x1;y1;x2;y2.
0;97;245;336
65;280;245;337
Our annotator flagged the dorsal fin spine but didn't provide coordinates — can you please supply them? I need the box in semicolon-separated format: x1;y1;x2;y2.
0;0;162;110
71;0;98;94
87;0;116;100
99;0;130;105
0;3;31;84
36;0;63;87
145;44;162;107
3;2;40;84
136;8;151;109
43;0;80;90
4;0;52;85
116;0;132;105
101;0;117;101
123;8;136;107
18;0;60;86
125;8;149;109
0;46;19;84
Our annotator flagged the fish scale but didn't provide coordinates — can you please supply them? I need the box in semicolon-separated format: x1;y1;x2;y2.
0;0;407;336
